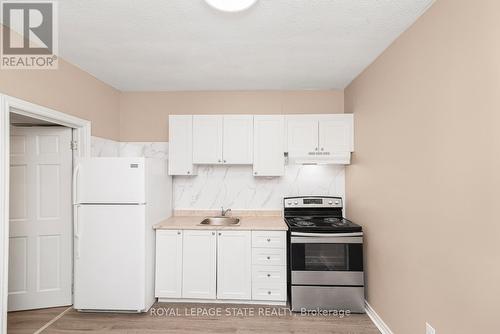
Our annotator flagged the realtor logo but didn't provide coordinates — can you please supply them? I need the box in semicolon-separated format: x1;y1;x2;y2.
1;1;58;69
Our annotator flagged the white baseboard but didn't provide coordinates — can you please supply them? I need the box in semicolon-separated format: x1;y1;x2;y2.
158;298;286;306
365;300;394;334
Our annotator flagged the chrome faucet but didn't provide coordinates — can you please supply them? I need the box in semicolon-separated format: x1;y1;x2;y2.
221;207;231;217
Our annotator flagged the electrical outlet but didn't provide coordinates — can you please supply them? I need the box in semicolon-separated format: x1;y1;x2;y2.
426;323;436;334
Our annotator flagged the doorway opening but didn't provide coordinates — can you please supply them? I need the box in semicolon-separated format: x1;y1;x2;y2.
0;94;91;333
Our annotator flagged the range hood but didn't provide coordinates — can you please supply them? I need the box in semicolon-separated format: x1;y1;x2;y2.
287;152;351;165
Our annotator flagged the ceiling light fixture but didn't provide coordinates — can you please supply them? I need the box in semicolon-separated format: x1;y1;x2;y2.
205;0;258;12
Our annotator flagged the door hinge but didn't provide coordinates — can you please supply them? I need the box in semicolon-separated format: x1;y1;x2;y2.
70;140;78;150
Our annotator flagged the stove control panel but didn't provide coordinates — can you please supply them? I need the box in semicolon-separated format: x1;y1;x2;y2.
284;196;342;208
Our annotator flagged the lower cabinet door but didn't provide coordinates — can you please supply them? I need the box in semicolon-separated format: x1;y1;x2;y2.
182;230;217;299
217;231;252;300
155;230;183;298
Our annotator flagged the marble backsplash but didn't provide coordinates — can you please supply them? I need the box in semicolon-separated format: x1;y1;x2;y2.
91;136;168;159
91;136;345;210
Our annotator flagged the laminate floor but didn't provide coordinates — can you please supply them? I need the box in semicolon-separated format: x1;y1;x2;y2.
10;303;380;334
7;306;69;334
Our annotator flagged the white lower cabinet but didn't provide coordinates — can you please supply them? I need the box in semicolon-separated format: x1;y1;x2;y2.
155;229;286;303
155;230;183;298
251;231;287;302
182;230;217;299
217;231;251;300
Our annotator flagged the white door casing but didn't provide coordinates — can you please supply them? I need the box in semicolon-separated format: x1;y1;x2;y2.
8;126;73;311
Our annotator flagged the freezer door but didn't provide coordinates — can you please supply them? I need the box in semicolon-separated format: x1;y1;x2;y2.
76;158;146;204
74;205;147;311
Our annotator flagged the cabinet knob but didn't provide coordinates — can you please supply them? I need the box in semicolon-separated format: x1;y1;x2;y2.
321;147;324;151
267;273;271;277
218;159;221;163
187;171;191;174
218;232;221;236
315;147;318;151
212;232;215;235
223;160;227;163
267;291;271;295
254;171;258;175
267;238;271;242
177;231;181;235
267;256;271;260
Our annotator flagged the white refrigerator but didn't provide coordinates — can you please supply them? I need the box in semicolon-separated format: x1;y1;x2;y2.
73;157;172;312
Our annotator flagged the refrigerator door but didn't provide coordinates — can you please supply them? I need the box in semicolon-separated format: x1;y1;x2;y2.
74;204;147;311
75;158;146;204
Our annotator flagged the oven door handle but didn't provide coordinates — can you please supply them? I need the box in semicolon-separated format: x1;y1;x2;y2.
291;232;363;237
291;236;363;244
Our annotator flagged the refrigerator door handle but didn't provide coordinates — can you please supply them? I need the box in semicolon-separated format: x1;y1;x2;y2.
72;163;81;205
74;205;81;259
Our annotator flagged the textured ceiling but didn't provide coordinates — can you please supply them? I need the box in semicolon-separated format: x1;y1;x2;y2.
55;0;434;91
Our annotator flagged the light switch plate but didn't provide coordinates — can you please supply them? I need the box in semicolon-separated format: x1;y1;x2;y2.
426;323;436;334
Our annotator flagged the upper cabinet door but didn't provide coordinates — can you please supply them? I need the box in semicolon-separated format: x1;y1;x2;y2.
168;115;196;175
192;115;223;164
253;115;284;176
223;115;253;164
286;116;319;157
318;114;354;153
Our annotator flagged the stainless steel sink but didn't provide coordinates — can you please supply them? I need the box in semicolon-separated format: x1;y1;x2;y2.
199;216;240;226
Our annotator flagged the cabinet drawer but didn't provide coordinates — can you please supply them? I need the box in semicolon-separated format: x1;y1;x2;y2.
252;231;286;248
252;248;286;266
252;265;286;284
252;283;286;301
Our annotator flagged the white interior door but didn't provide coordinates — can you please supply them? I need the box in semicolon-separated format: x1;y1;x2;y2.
8;126;73;311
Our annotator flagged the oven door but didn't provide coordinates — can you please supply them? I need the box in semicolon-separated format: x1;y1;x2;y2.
290;232;364;286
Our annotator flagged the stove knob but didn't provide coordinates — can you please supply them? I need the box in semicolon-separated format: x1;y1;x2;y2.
294;201;298;205
287;201;292;205
335;201;340;205
328;200;333;205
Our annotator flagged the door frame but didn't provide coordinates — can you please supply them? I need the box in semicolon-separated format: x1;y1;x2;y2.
0;94;91;333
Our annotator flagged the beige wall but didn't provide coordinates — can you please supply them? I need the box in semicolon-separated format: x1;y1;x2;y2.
345;0;500;333
119;90;343;141
0;26;120;140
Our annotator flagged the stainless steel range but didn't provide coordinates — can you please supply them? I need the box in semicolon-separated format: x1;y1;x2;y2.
284;196;365;313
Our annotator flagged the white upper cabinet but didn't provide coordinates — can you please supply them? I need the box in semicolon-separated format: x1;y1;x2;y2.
168;115;196;175
192;115;253;165
318;114;354;153
216;231;251;300
253;115;285;176
192;115;223;164
286;116;319;157
223;115;253;164
286;114;354;163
